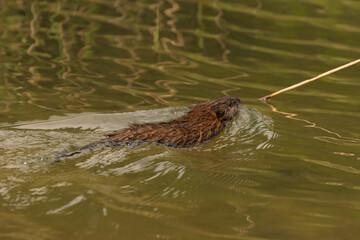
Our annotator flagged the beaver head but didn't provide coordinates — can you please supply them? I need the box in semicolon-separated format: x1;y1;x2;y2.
190;96;241;123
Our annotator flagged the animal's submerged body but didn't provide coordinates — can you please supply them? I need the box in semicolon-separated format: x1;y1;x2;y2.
56;97;241;161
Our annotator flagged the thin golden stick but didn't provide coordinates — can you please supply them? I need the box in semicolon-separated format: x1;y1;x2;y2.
259;59;360;101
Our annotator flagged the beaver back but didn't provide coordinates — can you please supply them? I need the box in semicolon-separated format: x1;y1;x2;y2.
106;96;241;147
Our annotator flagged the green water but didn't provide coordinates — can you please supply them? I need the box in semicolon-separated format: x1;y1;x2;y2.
1;0;360;239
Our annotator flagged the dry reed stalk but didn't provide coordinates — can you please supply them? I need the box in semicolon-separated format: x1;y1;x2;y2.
259;59;360;101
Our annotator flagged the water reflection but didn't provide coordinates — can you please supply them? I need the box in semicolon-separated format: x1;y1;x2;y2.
264;100;360;161
2;0;358;121
1;0;254;120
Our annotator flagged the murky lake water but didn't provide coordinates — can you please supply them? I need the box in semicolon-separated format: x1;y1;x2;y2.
1;0;360;239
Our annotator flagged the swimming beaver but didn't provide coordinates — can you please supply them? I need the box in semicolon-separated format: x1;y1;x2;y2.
55;96;241;161
106;96;241;147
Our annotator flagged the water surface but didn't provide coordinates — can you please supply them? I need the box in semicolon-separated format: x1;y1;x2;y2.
0;0;360;239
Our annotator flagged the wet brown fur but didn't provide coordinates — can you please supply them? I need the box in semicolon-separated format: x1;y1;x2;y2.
55;97;241;161
106;97;241;147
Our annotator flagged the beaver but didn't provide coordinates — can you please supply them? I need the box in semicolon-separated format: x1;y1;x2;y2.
55;96;241;161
